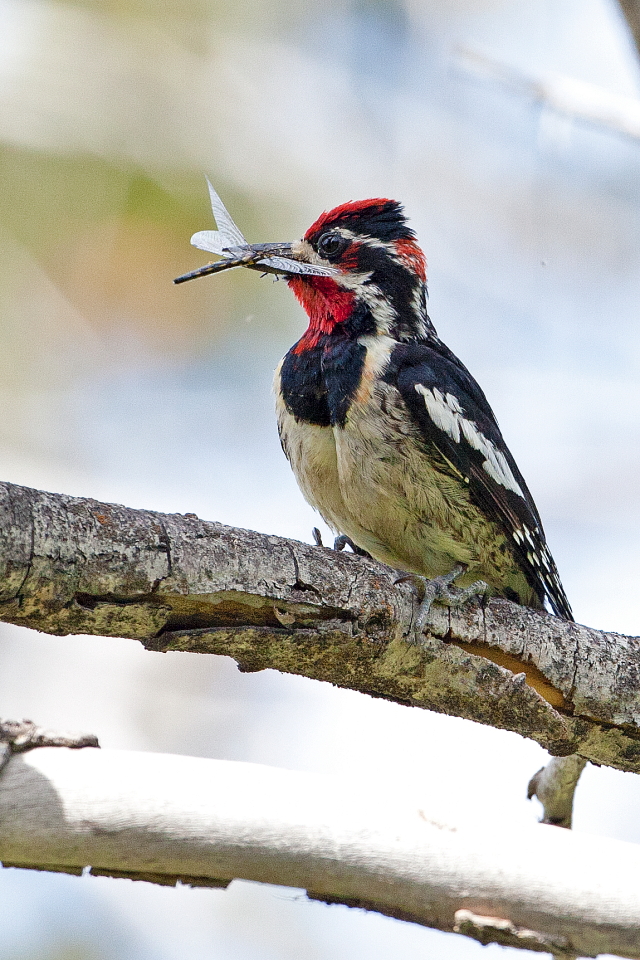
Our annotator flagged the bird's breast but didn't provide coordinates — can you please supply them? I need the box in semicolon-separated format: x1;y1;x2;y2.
275;337;383;542
279;333;367;428
275;336;534;597
275;335;465;568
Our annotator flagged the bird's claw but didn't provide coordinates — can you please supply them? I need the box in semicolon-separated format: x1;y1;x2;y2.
333;535;371;557
311;529;371;557
396;564;488;645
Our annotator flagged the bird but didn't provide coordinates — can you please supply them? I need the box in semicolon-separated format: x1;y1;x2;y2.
175;182;573;628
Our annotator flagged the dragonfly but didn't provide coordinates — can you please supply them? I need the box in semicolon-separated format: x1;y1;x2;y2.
174;179;338;284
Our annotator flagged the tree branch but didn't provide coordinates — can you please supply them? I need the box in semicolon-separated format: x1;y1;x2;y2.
0;480;638;772
619;0;640;59
1;745;640;959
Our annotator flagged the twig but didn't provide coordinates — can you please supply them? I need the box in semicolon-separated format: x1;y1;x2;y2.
619;0;640;59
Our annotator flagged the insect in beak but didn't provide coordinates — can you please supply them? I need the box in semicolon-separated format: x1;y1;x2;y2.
174;179;339;284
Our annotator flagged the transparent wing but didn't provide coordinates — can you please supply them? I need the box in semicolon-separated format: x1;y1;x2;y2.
189;178;248;256
259;257;338;276
205;177;247;247
190;230;228;255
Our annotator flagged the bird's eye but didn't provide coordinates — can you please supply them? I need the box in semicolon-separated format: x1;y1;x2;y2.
317;232;348;259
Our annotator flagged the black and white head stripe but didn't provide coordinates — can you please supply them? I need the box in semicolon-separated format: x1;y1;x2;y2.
309;229;434;342
312;227;408;262
304;199;416;245
385;340;573;620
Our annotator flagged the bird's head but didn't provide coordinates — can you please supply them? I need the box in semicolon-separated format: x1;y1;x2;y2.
175;191;434;348
284;199;431;350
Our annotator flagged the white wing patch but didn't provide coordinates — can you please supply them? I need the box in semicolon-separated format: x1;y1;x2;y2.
515;525;553;573
414;385;525;498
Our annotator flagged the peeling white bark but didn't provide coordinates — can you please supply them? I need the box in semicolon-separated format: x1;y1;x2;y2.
0;746;639;959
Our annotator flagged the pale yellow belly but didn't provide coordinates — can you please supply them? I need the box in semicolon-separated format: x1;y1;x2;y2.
276;373;537;605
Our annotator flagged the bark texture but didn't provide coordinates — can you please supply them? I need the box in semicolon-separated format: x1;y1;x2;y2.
0;481;638;772
2;747;640;959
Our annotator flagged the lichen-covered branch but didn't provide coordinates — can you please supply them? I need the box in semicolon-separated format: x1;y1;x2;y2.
2;746;640;959
0;480;639;772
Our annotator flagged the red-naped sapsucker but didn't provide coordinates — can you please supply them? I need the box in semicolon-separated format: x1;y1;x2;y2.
175;182;572;623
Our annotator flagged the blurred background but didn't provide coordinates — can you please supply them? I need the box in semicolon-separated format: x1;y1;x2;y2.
1;0;640;957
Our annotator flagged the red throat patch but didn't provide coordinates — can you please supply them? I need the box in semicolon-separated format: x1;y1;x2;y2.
288;276;355;353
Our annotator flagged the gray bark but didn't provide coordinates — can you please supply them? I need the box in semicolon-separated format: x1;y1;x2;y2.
0;480;638;773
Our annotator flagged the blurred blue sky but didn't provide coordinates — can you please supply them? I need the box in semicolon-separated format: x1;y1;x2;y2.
0;1;639;958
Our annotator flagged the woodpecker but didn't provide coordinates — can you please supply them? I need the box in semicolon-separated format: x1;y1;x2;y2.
175;182;573;623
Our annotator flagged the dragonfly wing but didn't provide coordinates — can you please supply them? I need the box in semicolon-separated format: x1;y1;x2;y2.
206;178;248;247
190;230;228;255
259;256;339;276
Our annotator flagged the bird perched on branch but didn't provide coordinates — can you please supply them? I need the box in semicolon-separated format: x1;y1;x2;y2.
175;182;572;628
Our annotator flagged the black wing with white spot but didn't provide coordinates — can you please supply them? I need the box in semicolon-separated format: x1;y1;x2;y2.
386;340;573;620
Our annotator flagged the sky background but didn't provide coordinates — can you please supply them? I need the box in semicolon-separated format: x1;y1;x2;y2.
1;1;640;958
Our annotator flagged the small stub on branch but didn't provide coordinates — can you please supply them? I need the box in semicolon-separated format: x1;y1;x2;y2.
527;755;588;829
0;719;99;775
454;909;577;958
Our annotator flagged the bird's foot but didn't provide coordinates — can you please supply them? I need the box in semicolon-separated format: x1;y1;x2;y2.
396;564;488;645
311;528;371;557
333;535;371;558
